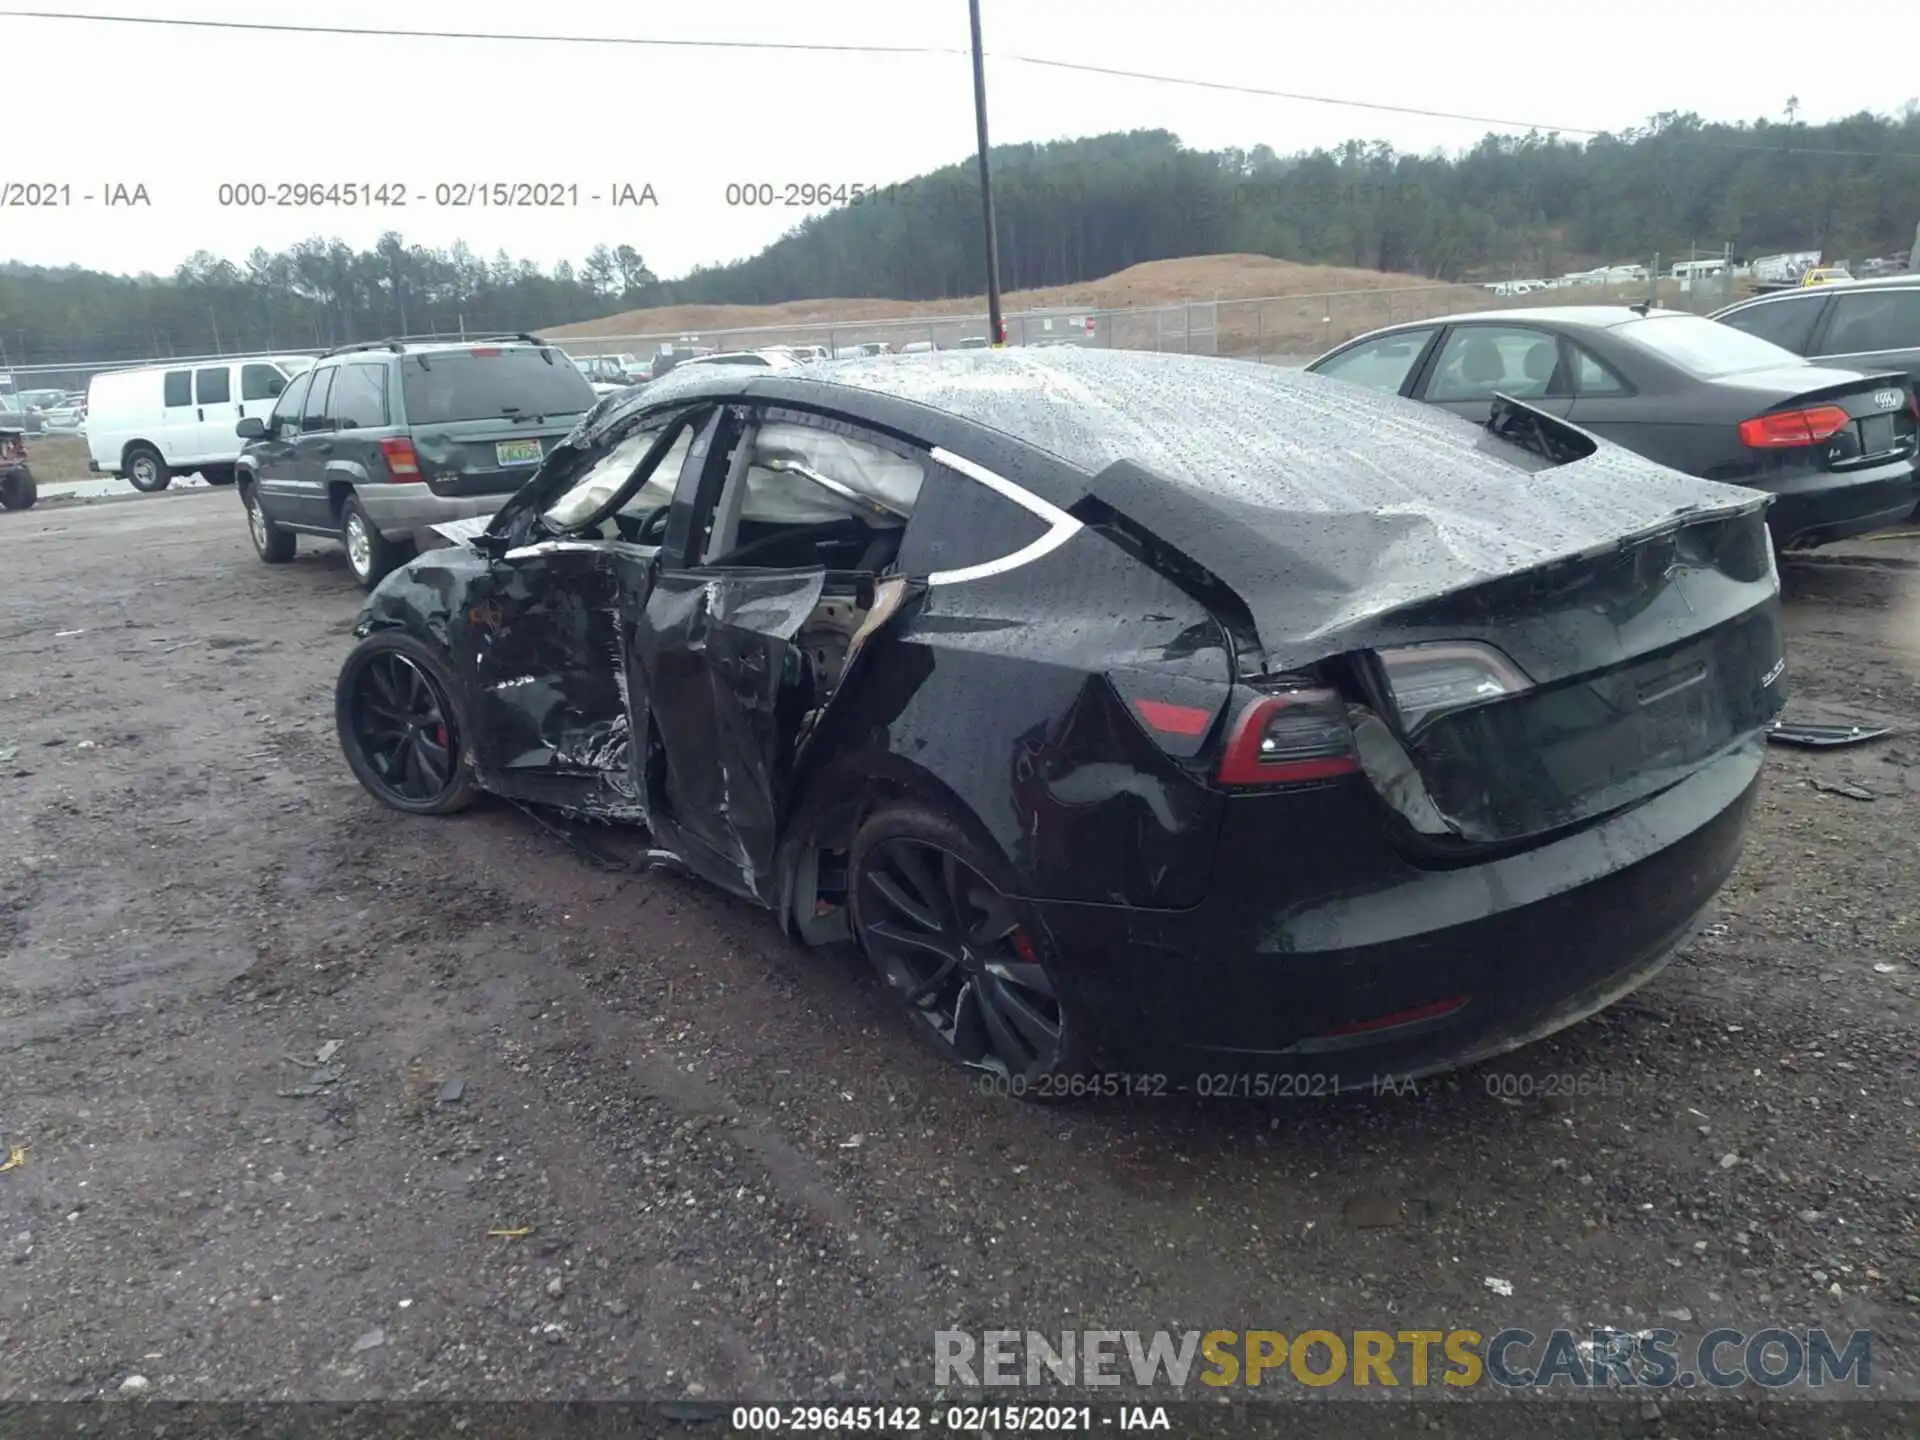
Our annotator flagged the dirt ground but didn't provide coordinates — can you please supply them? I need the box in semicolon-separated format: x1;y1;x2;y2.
0;491;1917;1414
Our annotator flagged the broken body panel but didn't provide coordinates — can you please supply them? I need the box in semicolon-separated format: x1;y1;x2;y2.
350;350;1786;1078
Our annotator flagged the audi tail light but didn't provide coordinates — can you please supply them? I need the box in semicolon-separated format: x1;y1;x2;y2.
1738;405;1851;449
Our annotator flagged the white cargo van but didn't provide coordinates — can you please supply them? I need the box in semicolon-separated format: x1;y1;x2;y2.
87;354;315;492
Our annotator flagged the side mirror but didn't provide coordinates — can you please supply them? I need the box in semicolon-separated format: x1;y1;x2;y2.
235;416;266;440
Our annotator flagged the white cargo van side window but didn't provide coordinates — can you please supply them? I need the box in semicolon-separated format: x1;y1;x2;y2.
195;367;231;405
162;370;191;408
240;364;286;402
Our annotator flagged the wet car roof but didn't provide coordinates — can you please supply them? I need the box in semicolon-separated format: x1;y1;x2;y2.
628;344;1741;513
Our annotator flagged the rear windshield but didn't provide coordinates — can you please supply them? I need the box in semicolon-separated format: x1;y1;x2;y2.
1612;314;1802;378
400;348;597;424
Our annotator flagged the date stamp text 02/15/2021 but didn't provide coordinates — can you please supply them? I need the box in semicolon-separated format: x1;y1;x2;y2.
972;1069;1636;1101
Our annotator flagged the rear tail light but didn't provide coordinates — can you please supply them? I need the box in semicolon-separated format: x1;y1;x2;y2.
1909;389;1918;420
1738;405;1851;449
379;437;420;478
470;347;503;357
1132;699;1212;736
1374;642;1531;732
1218;688;1358;786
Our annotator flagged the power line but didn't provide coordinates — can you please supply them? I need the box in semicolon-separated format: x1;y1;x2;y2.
0;9;967;55
1;8;1915;158
999;54;1920;159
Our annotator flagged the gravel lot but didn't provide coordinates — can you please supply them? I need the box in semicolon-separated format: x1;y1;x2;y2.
1;490;1917;1416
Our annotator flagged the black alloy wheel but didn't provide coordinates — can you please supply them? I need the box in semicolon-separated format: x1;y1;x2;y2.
335;635;477;815
851;814;1080;1089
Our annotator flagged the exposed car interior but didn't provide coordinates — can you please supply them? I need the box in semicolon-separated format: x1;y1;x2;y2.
699;419;924;712
535;410;927;714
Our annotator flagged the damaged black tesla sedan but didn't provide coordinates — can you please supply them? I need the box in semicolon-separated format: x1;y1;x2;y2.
334;348;1787;1095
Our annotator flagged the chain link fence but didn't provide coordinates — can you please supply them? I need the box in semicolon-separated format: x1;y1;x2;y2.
4;268;1745;395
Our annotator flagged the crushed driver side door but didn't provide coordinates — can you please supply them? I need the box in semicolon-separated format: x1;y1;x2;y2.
630;406;923;902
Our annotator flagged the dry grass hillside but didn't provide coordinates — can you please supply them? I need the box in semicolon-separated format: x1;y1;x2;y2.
539;255;1437;341
539;253;1714;358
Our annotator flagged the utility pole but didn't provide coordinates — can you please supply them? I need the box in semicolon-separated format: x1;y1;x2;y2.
968;0;1004;348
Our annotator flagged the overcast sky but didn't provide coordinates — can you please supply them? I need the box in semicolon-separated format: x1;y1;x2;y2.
0;0;1907;281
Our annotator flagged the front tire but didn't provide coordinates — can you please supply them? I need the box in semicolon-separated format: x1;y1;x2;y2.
849;801;1091;1098
242;483;295;563
340;496;409;591
0;468;35;511
125;445;171;493
335;631;478;816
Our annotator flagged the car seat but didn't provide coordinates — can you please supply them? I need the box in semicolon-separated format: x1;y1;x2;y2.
1458;336;1507;389
1519;340;1557;393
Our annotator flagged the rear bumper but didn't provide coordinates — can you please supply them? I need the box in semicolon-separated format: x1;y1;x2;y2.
1033;738;1765;1086
353;482;512;541
1764;460;1919;550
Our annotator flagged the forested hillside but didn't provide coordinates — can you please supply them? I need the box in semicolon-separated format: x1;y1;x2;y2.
4;107;1916;366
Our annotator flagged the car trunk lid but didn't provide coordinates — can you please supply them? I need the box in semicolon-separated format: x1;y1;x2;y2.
1350;503;1785;848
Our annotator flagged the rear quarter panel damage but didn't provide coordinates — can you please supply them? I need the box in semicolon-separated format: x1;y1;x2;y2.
782;527;1237;911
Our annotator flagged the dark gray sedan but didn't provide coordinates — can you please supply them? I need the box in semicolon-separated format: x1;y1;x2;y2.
1307;306;1920;551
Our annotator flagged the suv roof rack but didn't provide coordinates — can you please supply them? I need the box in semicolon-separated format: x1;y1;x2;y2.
320;338;407;357
320;332;554;359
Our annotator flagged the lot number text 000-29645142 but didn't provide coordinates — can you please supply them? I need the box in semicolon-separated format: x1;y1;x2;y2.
211;182;659;208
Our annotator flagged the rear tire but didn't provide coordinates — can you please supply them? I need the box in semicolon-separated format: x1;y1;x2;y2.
340;496;409;591
0;468;35;511
125;445;171;493
242;483;295;563
335;631;478;816
849;800;1093;1100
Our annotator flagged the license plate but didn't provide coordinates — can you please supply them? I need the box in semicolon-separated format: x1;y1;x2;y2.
1858;414;1893;456
496;438;543;466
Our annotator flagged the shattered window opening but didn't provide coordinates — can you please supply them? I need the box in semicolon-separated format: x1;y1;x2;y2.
543;424;693;532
